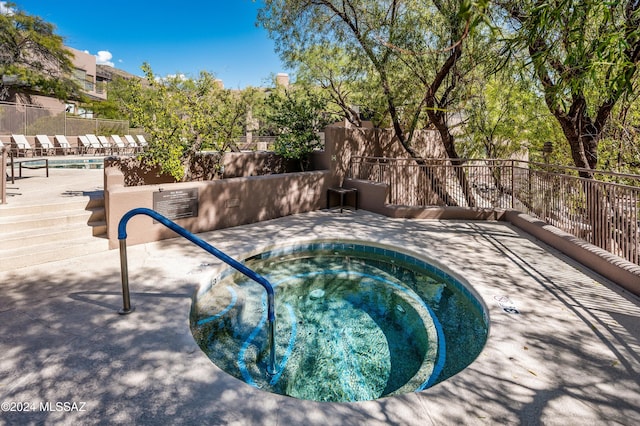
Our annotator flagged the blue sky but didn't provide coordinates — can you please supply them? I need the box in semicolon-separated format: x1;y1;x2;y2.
7;1;288;88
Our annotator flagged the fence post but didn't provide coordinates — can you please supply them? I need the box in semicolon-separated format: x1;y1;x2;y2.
511;159;515;209
1;148;6;204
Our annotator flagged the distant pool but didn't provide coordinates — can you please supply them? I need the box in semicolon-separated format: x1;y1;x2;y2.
19;158;104;169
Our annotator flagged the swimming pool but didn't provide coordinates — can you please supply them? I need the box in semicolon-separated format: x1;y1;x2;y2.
191;240;488;402
19;158;104;169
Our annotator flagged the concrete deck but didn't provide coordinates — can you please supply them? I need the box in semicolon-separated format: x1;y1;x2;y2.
2;158;105;207
1;170;640;425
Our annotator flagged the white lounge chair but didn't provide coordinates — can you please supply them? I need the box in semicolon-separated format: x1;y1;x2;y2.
111;135;130;155
97;135;114;155
54;135;76;155
85;134;105;155
136;134;149;149
11;134;35;157
124;135;140;153
78;135;93;155
35;135;56;156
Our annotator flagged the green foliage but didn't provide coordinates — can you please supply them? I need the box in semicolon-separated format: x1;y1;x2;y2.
109;63;257;180
263;85;334;170
498;0;640;171
259;0;640;171
460;64;566;162
258;0;490;164
0;2;81;101
598;95;640;174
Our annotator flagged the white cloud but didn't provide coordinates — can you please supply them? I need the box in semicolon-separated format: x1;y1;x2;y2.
95;50;115;67
0;1;15;15
156;74;187;82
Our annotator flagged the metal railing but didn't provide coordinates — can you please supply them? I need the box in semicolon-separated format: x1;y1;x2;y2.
349;157;640;265
117;208;278;375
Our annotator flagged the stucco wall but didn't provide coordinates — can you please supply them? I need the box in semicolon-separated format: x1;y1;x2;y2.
105;127;455;249
106;168;331;248
318;125;443;187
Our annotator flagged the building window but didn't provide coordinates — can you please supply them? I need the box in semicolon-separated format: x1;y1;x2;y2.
73;68;86;85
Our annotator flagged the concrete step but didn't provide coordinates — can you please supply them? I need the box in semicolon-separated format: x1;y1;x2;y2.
0;237;108;272
2;225;98;250
0;210;94;233
88;206;105;222
0;193;107;271
89;220;107;236
0;199;96;216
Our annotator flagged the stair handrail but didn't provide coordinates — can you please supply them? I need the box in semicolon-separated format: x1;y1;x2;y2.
117;207;277;375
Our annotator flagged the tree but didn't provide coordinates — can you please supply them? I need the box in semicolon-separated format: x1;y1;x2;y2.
497;0;640;177
259;0;489;206
262;84;335;170
598;85;640;174
494;0;640;260
112;63;254;180
0;2;81;102
293;43;374;128
460;65;564;162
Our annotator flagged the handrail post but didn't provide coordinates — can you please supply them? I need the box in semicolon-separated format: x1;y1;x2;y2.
118;238;134;314
117;207;277;375
267;296;277;375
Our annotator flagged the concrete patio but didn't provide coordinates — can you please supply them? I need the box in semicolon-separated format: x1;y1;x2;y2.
1;190;640;425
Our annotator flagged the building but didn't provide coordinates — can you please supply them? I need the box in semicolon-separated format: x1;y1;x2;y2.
2;47;107;115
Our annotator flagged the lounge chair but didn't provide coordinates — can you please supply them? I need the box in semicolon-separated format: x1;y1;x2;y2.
78;135;93;155
110;135;130;155
85;134;105;155
97;135;115;155
136;134;149;149
54;135;76;155
11;134;35;157
124;135;140;153
35;135;56;156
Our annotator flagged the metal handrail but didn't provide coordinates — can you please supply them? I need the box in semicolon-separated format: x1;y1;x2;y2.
117;207;278;375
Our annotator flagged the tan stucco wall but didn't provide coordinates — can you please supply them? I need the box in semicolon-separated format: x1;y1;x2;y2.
317;126;443;188
106;168;331;248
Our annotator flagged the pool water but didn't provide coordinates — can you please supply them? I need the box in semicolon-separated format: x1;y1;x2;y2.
191;242;488;402
20;158;104;169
